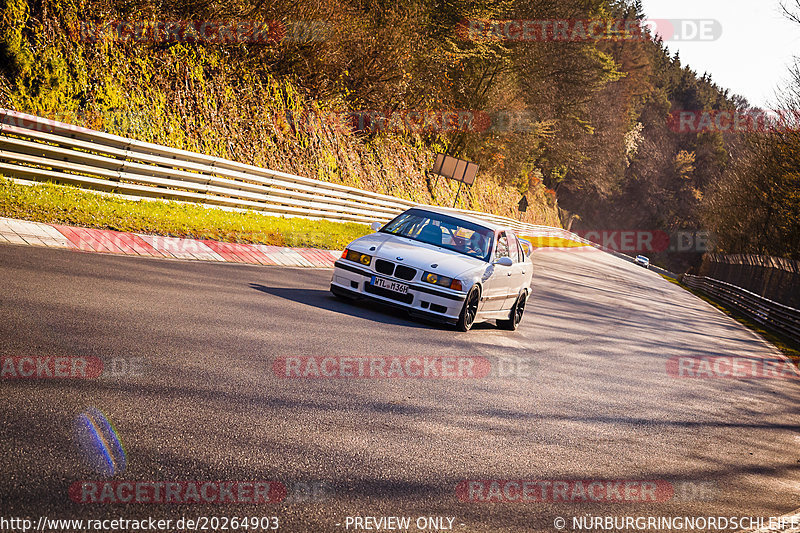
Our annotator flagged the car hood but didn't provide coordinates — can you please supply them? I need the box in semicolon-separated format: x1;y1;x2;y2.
350;232;487;277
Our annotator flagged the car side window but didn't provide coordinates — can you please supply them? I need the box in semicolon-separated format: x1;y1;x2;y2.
495;232;509;259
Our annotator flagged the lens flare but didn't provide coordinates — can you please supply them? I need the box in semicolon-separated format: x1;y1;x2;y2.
73;407;126;477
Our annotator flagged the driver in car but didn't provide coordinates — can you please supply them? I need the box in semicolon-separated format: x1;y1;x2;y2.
467;232;487;257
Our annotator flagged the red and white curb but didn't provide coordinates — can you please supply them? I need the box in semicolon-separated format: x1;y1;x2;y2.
0;217;341;268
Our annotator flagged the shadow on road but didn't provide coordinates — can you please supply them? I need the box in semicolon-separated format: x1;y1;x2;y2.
248;283;444;330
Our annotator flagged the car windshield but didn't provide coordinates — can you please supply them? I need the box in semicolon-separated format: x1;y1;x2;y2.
380;209;495;261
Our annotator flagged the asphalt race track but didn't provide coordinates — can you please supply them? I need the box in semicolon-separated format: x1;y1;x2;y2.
1;243;799;532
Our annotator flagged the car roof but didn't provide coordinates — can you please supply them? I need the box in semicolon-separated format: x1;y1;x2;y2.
406;206;512;233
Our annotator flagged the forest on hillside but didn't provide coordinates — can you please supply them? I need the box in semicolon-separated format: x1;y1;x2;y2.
0;0;798;271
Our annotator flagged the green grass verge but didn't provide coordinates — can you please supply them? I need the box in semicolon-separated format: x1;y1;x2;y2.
0;178;371;250
662;274;800;364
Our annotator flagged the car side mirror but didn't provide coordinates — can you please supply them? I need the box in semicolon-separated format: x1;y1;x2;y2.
370;221;382;232
493;256;513;267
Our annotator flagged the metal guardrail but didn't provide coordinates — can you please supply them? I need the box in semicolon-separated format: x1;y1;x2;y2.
683;274;800;344
0;107;587;241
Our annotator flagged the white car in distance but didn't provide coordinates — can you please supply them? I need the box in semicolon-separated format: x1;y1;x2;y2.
330;207;534;331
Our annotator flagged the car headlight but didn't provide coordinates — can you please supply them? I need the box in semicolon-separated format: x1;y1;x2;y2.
342;249;372;266
423;271;463;291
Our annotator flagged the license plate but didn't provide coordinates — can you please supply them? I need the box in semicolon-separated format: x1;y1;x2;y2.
371;276;409;295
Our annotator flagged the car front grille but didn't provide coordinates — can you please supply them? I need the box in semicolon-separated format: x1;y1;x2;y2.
375;259;395;275
394;265;416;281
373;259;417;281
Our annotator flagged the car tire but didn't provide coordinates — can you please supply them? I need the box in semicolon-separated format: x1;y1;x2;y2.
456;286;481;332
497;292;527;331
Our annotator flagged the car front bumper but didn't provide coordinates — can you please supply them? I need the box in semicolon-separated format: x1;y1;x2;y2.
330;260;466;324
